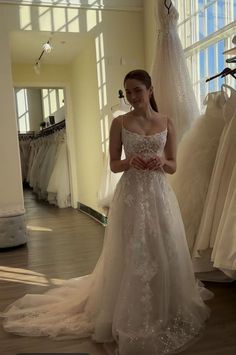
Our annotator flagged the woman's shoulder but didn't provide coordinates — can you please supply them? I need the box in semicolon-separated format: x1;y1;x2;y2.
113;112;133;126
156;112;173;127
111;114;128;132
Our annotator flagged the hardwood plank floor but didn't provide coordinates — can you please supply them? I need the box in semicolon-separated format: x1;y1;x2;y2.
0;189;236;355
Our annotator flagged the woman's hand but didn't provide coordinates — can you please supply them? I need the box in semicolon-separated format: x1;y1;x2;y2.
146;156;165;171
129;155;147;170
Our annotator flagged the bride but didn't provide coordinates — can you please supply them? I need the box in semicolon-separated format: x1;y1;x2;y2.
1;69;212;355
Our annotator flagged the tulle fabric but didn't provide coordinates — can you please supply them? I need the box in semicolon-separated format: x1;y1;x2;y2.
151;0;199;144
1;123;212;354
47;137;71;208
193;85;236;279
97;98;130;208
168;91;226;253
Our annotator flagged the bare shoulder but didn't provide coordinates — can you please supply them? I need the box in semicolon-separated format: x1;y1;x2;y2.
154;112;169;129
111;115;123;130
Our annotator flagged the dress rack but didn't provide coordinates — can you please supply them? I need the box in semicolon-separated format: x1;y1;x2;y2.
18;131;35;141
35;119;66;138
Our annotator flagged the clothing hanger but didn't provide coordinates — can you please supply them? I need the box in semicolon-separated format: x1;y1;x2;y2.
226;56;236;64
221;67;236;79
206;67;232;82
164;0;172;14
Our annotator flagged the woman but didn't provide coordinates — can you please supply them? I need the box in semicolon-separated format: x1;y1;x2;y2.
1;70;211;355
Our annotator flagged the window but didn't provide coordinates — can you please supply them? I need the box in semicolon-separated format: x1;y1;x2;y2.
175;0;236;111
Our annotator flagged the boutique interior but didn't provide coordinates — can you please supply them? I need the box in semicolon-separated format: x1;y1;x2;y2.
0;1;236;354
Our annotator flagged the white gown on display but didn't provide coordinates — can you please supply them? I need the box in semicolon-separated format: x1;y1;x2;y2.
47;134;71;208
151;0;199;144
98;98;130;208
38;135;59;200
193;85;236;279
168;91;226;253
1;122;212;355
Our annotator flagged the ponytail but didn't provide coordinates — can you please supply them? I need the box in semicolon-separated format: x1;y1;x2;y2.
150;92;158;112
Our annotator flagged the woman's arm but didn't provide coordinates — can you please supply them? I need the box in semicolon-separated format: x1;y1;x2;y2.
163;117;177;174
109;116;130;173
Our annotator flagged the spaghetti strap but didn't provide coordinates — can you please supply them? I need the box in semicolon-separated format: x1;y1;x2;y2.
121;115;124;128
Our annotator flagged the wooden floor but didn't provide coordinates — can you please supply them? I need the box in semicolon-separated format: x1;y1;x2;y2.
0;189;236;355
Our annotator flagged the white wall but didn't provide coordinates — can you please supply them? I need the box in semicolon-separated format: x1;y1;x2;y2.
0;28;24;216
1;2;145;215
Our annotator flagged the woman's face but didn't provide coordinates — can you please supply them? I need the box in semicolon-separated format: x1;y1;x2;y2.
124;78;151;110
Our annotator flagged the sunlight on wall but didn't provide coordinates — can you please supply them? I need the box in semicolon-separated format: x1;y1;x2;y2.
42;88;64;121
53;7;68;32
95;31;109;154
16;89;30;133
38;7;52;32
19;6;32;30
67;8;80;32
87;10;97;31
86;6;102;32
19;5;81;32
0;266;64;286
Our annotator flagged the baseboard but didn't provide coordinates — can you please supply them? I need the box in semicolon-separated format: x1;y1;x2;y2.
78;202;107;226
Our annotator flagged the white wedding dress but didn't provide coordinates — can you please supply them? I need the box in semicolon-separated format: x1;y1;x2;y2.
193;85;236;279
98;97;130;208
1;121;211;355
168;91;226;253
151;0;199;144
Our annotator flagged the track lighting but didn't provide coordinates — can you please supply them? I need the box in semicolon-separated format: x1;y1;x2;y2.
33;39;52;74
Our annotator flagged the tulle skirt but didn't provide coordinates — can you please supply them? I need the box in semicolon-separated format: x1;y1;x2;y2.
1;169;212;354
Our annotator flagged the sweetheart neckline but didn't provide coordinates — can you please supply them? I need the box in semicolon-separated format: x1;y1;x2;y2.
122;126;168;138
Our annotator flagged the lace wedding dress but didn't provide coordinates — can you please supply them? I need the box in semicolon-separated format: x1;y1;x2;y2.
98;96;130;208
193;85;236;279
168;91;226;253
151;0;199;143
1;122;211;355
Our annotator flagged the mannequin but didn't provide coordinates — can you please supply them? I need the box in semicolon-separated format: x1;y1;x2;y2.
98;90;130;209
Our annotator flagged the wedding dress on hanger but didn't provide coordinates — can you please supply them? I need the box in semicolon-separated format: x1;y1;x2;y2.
47;131;71;208
193;85;236;279
1;117;212;355
168;91;226;253
98;92;130;209
151;0;199;144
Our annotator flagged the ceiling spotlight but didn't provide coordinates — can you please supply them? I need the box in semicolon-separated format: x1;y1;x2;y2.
33;38;52;75
42;41;52;53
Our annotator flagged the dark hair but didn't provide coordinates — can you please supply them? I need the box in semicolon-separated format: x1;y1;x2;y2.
124;69;158;112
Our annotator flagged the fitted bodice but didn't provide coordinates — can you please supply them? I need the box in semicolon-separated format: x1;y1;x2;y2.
122;126;168;160
155;0;179;31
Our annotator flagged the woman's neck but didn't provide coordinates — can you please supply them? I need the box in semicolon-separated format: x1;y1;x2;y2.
133;105;155;120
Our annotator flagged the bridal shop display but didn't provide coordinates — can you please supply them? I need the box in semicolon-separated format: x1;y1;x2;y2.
98;90;130;209
151;0;199;144
19;120;71;208
169;65;236;281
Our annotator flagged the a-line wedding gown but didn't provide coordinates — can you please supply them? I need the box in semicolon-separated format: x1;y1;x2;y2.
193;85;236;279
168;91;226;253
151;0;199;144
1;118;212;355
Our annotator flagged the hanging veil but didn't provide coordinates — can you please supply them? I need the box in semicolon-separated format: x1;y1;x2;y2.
151;0;199;143
97;91;130;209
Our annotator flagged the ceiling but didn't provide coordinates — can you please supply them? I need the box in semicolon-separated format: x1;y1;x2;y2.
10;31;89;65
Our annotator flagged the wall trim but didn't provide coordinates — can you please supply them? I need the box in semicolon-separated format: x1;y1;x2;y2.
78;202;107;226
